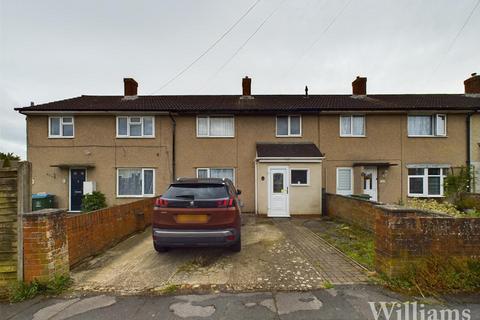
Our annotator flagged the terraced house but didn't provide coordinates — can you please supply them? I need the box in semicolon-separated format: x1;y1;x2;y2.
15;74;480;216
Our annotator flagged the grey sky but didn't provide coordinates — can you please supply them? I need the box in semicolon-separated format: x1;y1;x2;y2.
1;0;479;159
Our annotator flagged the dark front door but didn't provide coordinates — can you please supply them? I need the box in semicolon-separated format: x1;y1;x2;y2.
70;168;86;211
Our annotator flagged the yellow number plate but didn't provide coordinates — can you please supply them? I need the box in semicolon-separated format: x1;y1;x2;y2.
176;214;208;224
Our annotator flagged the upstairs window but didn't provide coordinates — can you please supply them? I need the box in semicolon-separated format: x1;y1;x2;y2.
49;116;74;138
408;167;446;197
276;115;301;137
197;116;234;137
117;116;155;138
408;114;446;137
340;115;365;137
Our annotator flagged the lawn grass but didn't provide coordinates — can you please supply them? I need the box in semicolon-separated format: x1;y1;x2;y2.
306;218;375;270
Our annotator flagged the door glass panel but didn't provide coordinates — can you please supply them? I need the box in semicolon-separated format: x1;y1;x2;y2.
273;173;283;193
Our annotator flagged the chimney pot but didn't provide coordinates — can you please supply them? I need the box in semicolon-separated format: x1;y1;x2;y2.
242;76;251;96
464;73;480;95
30;101;34;107
352;76;367;96
124;78;138;96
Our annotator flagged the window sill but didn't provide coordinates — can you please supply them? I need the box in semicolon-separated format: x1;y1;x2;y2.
290;184;310;187
48;136;75;139
196;136;235;139
407;135;448;138
116;136;156;139
276;135;303;138
407;194;444;198
116;195;155;198
339;135;366;138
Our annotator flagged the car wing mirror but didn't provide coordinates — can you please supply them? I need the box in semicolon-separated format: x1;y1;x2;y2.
236;189;242;195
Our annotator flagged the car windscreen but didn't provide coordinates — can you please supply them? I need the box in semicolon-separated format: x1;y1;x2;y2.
163;184;229;200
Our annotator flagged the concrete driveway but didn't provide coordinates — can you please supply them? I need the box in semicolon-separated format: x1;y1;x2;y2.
72;216;368;295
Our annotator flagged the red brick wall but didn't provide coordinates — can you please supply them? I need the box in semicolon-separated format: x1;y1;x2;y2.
66;197;155;267
324;193;480;276
375;209;480;276
23;209;69;282
324;193;382;231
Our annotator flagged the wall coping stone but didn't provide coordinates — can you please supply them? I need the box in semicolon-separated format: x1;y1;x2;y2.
22;208;66;217
325;192;385;205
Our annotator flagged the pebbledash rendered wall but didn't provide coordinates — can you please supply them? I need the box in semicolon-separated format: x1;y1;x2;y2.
22;197;154;282
325;193;480;276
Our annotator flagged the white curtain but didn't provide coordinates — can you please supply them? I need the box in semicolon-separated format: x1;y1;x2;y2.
210;168;234;182
197;116;209;136
118;169;142;196
50;118;60;135
143;117;154;136
408;116;432;135
209;117;234;136
117;117;128;135
340;116;351;135
197;169;209;178
143;169;154;195
352;116;364;135
290;116;301;135
436;115;446;136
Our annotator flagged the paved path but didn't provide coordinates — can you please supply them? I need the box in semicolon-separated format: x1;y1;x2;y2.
70;217;367;294
3;285;480;320
274;219;368;284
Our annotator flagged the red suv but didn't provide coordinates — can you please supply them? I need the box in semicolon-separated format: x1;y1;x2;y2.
153;178;242;253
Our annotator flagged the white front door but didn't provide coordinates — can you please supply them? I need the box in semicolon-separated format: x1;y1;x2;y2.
268;167;289;217
362;166;378;201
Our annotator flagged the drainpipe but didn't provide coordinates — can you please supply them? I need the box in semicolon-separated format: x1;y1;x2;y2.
169;113;176;181
467;112;472;191
254;158;258;215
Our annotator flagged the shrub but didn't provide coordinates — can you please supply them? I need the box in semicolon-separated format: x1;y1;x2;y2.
382;257;480;296
406;198;462;216
82;191;107;212
0;152;20;167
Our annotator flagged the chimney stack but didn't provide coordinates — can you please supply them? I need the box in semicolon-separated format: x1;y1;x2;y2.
352;76;367;96
242;76;252;96
124;78;138;96
464;73;480;95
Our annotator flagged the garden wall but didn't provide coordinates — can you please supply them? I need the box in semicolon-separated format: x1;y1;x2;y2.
66;197;155;266
324;193;383;232
324;193;480;277
23;197;155;282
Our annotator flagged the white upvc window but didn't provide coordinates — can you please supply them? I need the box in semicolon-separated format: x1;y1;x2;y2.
408;167;446;197
49;116;74;138
340;115;365;137
290;168;310;186
276;115;302;137
196;115;235;137
116;116;155;138
336;167;353;195
408;114;447;137
117;168;155;197
196;168;235;183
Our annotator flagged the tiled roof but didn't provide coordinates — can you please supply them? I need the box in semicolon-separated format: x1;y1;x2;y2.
256;143;323;158
15;94;480;113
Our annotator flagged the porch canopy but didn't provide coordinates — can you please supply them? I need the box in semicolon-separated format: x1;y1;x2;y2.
256;143;323;161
